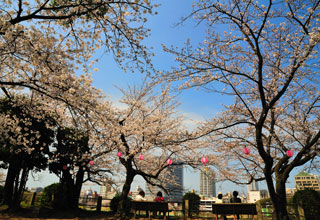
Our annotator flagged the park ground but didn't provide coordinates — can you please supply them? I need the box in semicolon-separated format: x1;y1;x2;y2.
0;208;216;220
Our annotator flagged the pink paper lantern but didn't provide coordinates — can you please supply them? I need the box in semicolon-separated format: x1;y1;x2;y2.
286;150;294;157
89;160;94;165
63;165;67;170
243;147;250;155
201;157;207;164
139;154;144;160
166;159;172;165
117;152;122;157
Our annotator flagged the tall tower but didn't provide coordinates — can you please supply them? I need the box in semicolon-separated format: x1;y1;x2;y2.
145;164;184;202
247;179;259;191
200;168;216;197
165;164;184;201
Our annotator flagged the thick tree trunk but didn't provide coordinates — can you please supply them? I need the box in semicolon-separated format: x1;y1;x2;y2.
66;175;77;209
12;166;29;210
2;157;21;208
273;179;290;220
58;168;84;210
61;170;78;210
265;170;290;220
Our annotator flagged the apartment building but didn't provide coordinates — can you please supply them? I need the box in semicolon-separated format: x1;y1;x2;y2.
294;172;320;191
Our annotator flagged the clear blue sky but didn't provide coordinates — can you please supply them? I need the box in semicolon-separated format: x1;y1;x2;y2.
27;0;306;195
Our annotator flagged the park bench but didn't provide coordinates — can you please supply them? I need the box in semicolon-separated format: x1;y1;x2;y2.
131;201;168;220
212;203;257;220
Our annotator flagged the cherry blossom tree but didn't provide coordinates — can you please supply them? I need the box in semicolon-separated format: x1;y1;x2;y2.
48;125;116;210
160;0;320;219
95;82;202;216
0;0;159;211
0;96;55;209
0;0;156;124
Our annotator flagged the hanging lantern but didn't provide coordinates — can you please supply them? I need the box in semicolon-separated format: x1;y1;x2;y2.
63;165;67;170
243;147;250;155
139;154;144;160
166;159;172;165
286;150;294;157
89;160;94;165
201;157;207;165
117;152;122;157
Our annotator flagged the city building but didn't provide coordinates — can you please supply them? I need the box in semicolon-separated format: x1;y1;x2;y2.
99;185;117;199
286;188;297;199
247;189;269;203
100;185;110;198
200;168;216;198
146;164;184;202
247;179;259;192
165;164;183;201
30;187;43;193
294;172;320;191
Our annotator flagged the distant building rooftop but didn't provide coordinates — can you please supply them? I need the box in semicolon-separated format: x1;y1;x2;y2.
296;172;312;176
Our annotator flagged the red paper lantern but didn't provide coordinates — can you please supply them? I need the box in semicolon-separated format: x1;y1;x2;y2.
243;147;250;155
286;150;294;157
166;159;172;165
139;154;144;160
201;157;207;164
89;160;94;165
117;152;122;157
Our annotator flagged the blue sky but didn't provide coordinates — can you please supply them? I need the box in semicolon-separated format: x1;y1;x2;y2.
87;0;234;194
26;0;307;195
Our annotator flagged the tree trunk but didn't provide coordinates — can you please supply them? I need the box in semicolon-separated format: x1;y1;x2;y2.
265;170;290;220
73;167;85;208
273;179;290;220
61;170;79;210
2;157;21;208
55;170;72;210
12;166;29;210
117;163;135;219
58;168;84;210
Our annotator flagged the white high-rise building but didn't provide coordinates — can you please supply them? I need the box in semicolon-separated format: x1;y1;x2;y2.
200;168;216;197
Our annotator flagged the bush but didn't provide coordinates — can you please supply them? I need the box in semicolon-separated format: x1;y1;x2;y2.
291;189;320;220
110;193;131;214
257;198;273;217
40;183;61;208
257;198;272;205
182;191;200;216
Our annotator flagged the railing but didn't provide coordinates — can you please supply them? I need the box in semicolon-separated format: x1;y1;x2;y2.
78;196;111;211
12;192;315;220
